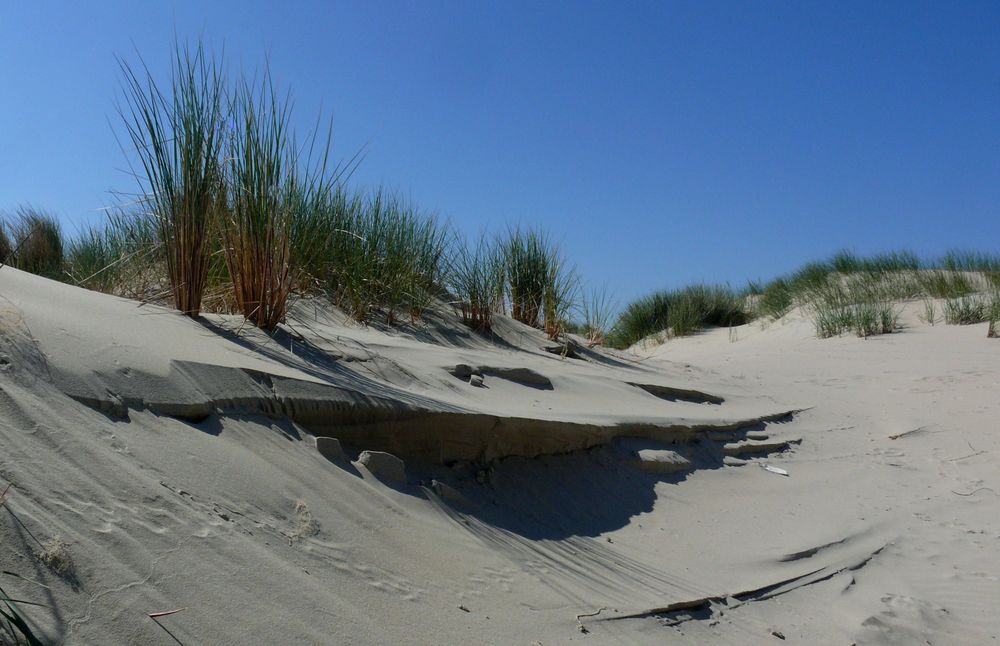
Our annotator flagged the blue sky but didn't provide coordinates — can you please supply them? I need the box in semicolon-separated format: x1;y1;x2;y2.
1;1;997;304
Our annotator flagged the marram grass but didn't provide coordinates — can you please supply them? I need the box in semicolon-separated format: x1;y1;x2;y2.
118;40;226;317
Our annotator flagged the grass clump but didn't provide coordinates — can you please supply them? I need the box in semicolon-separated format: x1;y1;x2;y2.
609;284;748;348
323;189;448;324
943;293;1000;326
118;41;227;317
64;208;163;297
540;245;578;340
805;274;900;338
3;207;64;278
222;70;323;330
756;277;794;319
449;233;504;332
577;285;617;346
499;228;577;339
503;228;549;327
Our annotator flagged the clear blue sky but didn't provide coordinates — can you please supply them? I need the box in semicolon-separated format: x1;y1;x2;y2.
1;1;997;304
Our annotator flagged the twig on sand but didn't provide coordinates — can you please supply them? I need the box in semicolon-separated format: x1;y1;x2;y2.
149;608;186;619
951;487;996;497
888;425;930;440
576;606;607;621
947;441;986;462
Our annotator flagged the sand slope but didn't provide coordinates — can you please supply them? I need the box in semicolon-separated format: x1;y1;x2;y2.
0;269;997;644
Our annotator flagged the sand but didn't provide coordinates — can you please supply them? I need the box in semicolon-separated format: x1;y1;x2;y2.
0;267;997;644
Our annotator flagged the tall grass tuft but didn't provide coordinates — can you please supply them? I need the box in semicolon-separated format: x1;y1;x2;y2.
498;227;578;339
449;233;504;332
578;285;618;346
118;41;226;316
503;228;550;327
223;71;300;329
541;246;578;340
4;207;64;278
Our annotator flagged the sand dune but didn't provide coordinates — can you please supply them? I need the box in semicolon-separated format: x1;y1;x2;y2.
1;268;997;644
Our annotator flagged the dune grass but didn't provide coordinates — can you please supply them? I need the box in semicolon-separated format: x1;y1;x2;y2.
755;250;999;338
0;580;44;646
118;40;227;317
0;222;10;265
576;285;617;346
3;207;64;279
503;228;550;328
65;208;162;297
943;292;1000;326
498;227;577;339
808;275;900;338
60;40;1000;346
322;189;448;324
609;284;748;348
449;233;505;332
222;70;306;329
611;249;1000;348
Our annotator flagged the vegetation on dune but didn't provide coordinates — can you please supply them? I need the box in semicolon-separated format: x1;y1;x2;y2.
943;292;1000;326
449;233;504;332
118;41;226;317
2;207;64;279
609;284;748;348
222;70;335;330
445;227;578;339
608;249;1000;348
64;208;162;297
577;285;617;347
323;189;448;325
497;227;578;338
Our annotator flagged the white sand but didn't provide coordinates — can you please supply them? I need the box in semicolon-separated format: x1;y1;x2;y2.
0;268;997;644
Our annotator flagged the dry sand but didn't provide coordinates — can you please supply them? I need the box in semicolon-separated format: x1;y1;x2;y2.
0;267;997;644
